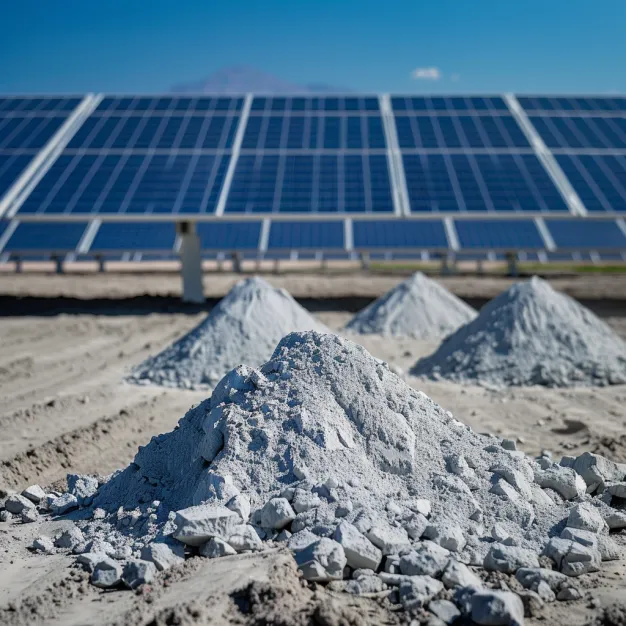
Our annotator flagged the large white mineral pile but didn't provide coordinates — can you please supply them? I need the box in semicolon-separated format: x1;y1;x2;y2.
344;272;476;340
127;277;329;389
412;276;626;387
34;331;626;622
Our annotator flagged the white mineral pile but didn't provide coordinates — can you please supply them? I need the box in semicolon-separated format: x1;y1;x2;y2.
28;331;626;622
127;276;329;389
412;276;626;387
344;272;476;340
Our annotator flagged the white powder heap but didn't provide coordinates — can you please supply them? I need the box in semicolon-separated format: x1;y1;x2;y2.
94;331;579;560
344;272;476;340
412;276;626;388
127;277;329;389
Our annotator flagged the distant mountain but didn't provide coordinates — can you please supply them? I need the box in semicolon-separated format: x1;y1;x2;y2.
170;66;349;94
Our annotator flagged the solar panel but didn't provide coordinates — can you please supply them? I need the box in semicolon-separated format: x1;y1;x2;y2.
90;222;176;251
196;221;262;250
546;219;626;249
529;116;626;150
556;155;626;212
3;221;88;251
0;97;80;205
267;221;344;249
391;96;509;112
226;154;393;214
518;96;626;113
454;219;544;249
402;154;568;213
353;220;448;248
16;96;242;217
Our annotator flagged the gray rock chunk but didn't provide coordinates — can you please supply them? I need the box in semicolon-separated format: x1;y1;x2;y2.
260;498;296;530
542;537;601;577
287;529;319;552
606;482;626;498
515;567;568;592
91;557;122;588
490;465;533;500
402;512;429;540
366;524;411;555
140;541;185;571
470;590;525;626
67;474;99;506
566;502;606;533
442;559;482;589
54;526;85;549
400;541;450;577
604;511;626;530
77;552;108;573
21;508;38;523
0;510;12;522
597;535;621;561
4;494;36;514
293;538;346;582
484;545;540;574
535;467;586;500
50;493;79;515
292;490;322;514
199;537;237;558
423;522;466;552
399;576;444;611
122;559;157;589
571;452;626;493
429;599;461;624
557;586;581;601
22;485;46;504
173;504;240;546
226;494;251;522
344;575;385;595
333;521;382;570
227;524;263;552
32;536;55;553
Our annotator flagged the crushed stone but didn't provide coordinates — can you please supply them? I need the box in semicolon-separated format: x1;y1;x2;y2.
412;276;626;387
29;330;626;621
344;272;476;340
127;277;329;389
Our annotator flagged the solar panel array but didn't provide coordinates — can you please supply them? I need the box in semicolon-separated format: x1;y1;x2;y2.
0;97;81;200
0;93;625;260
519;96;626;214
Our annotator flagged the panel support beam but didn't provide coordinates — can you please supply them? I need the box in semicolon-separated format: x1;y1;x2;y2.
77;219;101;254
0;220;19;254
504;94;587;216
214;94;253;217
443;217;460;251
379;95;411;217
534;217;556;251
176;222;204;303
259;218;270;253
344;218;354;252
1;94;104;219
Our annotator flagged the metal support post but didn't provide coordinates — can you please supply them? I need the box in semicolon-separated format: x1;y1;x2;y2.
177;222;204;304
506;252;519;277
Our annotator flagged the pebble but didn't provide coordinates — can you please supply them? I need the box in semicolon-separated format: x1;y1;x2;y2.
50;493;79;515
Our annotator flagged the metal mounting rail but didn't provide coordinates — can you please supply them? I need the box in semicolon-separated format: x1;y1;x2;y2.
214;94;253;217
534;217;556;251
1;94;104;219
505;93;587;216
380;95;411;217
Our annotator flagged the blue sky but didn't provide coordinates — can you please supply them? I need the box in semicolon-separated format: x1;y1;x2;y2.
1;0;625;94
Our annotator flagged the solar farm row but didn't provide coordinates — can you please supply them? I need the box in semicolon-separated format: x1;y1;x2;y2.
1;94;626;221
1;218;625;257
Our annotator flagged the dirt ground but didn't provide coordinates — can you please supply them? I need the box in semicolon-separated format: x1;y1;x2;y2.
1;270;625;625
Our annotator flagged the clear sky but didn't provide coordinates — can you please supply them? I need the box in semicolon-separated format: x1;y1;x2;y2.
1;0;625;94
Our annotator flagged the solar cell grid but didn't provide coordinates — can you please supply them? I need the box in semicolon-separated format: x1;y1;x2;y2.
353;219;448;248
268;221;344;249
94;96;244;114
529;115;626;150
454;219;544;249
4;221;88;251
519;96;626;113
546;219;626;249
90;222;176;251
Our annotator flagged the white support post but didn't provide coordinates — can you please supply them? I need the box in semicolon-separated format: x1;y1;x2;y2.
504;94;588;216
344;218;353;252
177;222;204;304
443;217;460;251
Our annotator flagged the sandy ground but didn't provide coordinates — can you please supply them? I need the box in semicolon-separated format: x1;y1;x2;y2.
1;271;626;625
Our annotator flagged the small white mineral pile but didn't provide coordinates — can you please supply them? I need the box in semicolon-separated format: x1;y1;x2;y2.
26;332;626;624
412;276;626;387
127;276;329;389
344;272;476;340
